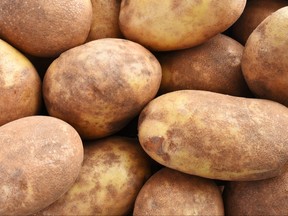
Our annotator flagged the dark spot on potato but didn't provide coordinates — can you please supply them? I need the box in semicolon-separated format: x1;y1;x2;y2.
143;137;170;162
103;152;121;166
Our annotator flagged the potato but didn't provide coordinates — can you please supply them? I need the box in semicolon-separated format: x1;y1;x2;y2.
0;39;42;126
119;0;246;51
223;164;288;215
138;90;288;181
0;0;92;57
0;116;83;216
134;168;224;216
158;34;251;97
43;38;162;140
242;7;288;106
35;136;151;216
230;0;287;44
86;0;122;41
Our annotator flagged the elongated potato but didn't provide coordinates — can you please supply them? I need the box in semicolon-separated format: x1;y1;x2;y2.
138;90;288;181
119;0;246;51
0;116;83;216
134;168;224;216
158;34;251;97
223;164;288;215
35;136;151;216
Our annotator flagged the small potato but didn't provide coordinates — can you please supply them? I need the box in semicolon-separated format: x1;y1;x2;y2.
35;136;151;216
138;90;288;181
223;165;288;215
230;0;287;44
0;39;42;126
0;116;83;216
119;0;246;51
43;38;162;140
158;34;251;97
134;168;224;216
242;7;288;106
86;0;122;41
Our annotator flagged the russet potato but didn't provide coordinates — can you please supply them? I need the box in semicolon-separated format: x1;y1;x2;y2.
158;34;251;96
242;7;288;106
119;0;246;51
138;90;288;181
0;116;83;216
35;136;151;216
0;39;42;126
43;38;162;140
134;168;224;216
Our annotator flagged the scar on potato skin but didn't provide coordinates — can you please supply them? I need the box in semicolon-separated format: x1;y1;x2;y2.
143;137;170;162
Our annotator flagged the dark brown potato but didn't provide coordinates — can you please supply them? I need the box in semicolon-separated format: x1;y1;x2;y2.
242;7;288;106
158;34;252;97
230;0;287;44
35;136;151;216
0;0;92;57
0;39;42;126
223;165;288;215
134;168;224;216
0;116;84;216
43;38;162;140
138;90;288;181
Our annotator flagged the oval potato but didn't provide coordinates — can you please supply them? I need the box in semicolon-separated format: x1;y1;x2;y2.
0;39;42;126
242;7;288;106
35;136;151;216
134;168;224;216
43;38;162;140
138;90;288;181
223;164;288;215
0;116;83;216
119;0;246;51
158;34;251;97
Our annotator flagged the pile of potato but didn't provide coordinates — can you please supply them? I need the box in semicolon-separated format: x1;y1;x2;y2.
0;0;288;215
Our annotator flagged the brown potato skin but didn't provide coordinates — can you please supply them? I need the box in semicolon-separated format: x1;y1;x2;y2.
35;136;151;216
119;0;246;51
223;165;288;215
242;7;288;106
158;34;251;97
134;168;224;216
0;39;42;126
0;0;92;57
138;90;288;181
230;0;287;45
86;0;122;41
0;116;83;216
43;38;162;140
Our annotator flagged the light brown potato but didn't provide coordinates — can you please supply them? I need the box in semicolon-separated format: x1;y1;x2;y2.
134;168;224;216
0;39;42;126
0;0;92;57
138;90;288;181
0;116;83;216
158;34;251;97
43;38;162;140
230;0;287;45
223;165;288;215
119;0;246;51
35;136;151;216
242;7;288;106
86;0;122;41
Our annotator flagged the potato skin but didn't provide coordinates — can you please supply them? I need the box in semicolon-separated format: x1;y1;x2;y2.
35;136;151;216
230;0;287;45
138;90;288;181
119;0;246;51
134;168;224;216
43;38;162;140
158;34;251;97
223;165;288;215
0;39;42;126
242;7;288;106
0;116;83;216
